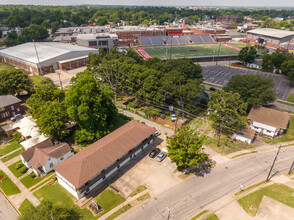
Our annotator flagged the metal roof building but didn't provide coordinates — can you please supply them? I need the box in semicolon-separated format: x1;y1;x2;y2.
0;42;98;74
246;28;294;48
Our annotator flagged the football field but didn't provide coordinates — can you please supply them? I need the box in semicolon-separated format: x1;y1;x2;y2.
134;43;261;59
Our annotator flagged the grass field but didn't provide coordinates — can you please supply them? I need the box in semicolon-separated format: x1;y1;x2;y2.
0;170;21;196
135;43;264;59
19;199;34;214
0;140;22;157
237;183;294;216
0;61;15;71
286;93;294;103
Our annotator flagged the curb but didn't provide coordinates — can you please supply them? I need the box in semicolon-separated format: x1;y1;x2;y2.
0;189;21;216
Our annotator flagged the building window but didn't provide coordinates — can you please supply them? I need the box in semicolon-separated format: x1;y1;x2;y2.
50;163;54;168
11;105;14;110
16;108;20;112
1;112;10;118
0;107;5;111
89;41;98;47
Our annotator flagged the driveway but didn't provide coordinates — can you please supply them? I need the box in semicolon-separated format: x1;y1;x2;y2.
112;135;181;197
0;193;18;220
45;66;86;87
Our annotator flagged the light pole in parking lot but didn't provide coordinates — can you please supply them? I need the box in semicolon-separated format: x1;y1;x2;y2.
56;71;63;89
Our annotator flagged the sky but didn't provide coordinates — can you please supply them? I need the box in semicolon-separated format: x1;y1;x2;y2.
0;0;294;7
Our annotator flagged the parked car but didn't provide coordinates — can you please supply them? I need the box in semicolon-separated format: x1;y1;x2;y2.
149;148;161;158
140;121;145;125
10;114;23;122
153;130;161;136
171;114;177;122
156;152;167;162
209;87;217;91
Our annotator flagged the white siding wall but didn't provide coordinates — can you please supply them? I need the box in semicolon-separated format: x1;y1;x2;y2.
43;151;74;173
56;172;82;199
20;155;31;169
233;133;252;144
250;122;277;137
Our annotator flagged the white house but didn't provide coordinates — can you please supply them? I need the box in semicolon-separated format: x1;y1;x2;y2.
233;126;256;144
248;105;290;138
20;139;74;176
54;121;156;200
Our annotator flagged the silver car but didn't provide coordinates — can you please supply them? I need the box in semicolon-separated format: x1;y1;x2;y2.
156;152;167;162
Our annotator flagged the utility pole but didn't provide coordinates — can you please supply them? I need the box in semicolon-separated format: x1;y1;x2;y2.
266;146;281;182
174;111;178;135
33;39;43;76
216;42;222;66
288;160;294;175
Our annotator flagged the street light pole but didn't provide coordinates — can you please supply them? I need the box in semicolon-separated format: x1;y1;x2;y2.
56;71;63;89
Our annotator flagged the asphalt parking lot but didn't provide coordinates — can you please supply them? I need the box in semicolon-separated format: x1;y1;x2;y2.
202;65;292;100
112;135;181;198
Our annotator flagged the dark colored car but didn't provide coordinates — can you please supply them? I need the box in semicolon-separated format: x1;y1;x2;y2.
149;148;161;158
209;87;217;91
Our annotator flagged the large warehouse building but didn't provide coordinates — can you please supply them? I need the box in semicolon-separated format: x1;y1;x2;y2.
246;28;294;48
0;42;98;74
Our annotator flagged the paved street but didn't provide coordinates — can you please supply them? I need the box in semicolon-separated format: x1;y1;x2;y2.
120;145;294;220
0;193;18;220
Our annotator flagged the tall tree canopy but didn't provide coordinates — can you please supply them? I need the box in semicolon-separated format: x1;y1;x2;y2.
238;46;257;64
65;71;117;144
224;74;276;108
208;90;247;134
167;125;207;170
0;69;31;95
18;200;80;220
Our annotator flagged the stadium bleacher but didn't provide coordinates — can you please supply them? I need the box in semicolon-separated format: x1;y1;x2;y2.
139;35;214;46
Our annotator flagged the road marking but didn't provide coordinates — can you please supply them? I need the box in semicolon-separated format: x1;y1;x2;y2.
216;178;223;182
179;195;190;202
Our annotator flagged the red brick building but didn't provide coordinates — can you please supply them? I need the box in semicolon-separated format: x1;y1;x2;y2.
0;95;23;122
217;15;239;24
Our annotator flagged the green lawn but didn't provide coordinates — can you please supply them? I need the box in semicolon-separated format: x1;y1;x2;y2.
105;204;132;220
191;210;210;220
34;183;95;220
19;198;34;215
30;174;56;191
262;115;294;144
94;189;126;218
205;213;219;220
136;192;151;202
20;172;55;189
0;140;22;157
1;148;23;163
8;160;27;178
234;181;267;196
0;170;21;196
237;183;294;216
286;93;294;103
0;61;15;71
30;75;44;88
129;185;147;197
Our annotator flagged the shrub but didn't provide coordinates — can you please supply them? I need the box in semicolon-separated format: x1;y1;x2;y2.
143;106;161;117
18;166;28;173
12;132;22;143
128;99;141;108
15;162;24;170
30;172;37;178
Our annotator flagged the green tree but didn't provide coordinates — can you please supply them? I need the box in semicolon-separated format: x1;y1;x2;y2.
262;53;274;71
208;90;247;134
4;30;18;46
167;125;207;170
35;101;68;140
238;46;257;64
0;69;31;95
65;71;117;144
281;60;294;83
224;74;276;108
18;200;80;220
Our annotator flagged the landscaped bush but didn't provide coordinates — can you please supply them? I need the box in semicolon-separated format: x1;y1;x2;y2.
128;99;141;108
18;166;28;173
30;172;37;178
12;132;22;143
15;162;23;169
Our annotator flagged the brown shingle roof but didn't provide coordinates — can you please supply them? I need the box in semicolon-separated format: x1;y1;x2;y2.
248;105;290;129
54;120;155;189
21;140;71;170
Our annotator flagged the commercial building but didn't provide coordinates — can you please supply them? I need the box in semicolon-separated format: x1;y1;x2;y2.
0;95;23;122
217;15;239;24
20;139;73;176
246;28;294;48
188;26;226;35
76;33;115;50
0;42;98;74
248;105;290;137
54;121;156;199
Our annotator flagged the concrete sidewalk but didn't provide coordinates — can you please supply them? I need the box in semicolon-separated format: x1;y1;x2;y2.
0;160;40;208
